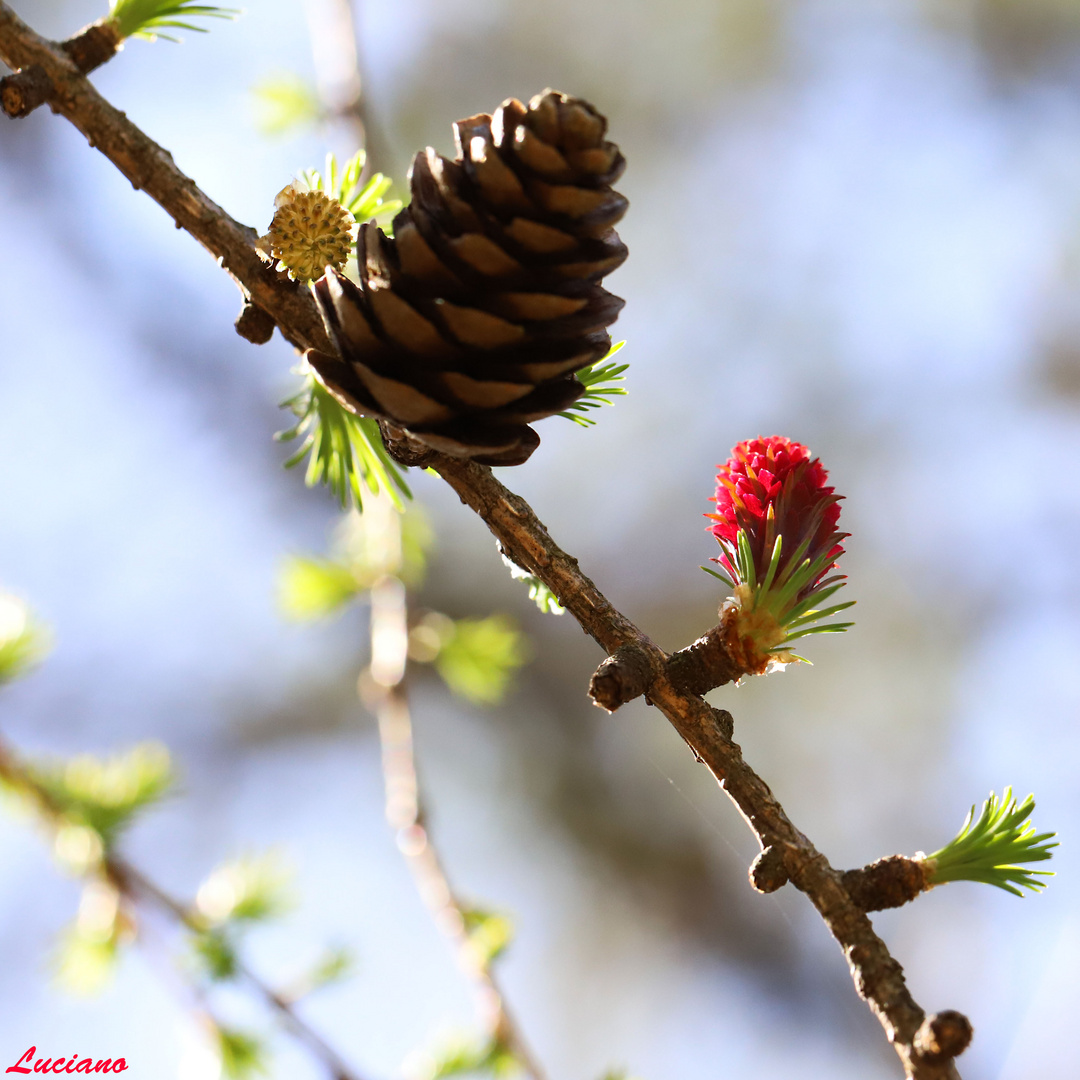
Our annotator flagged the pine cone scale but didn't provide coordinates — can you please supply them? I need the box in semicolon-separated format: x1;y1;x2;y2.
395;218;467;290
510;125;576;182
354;361;456;425
435;300;526;348
503;217;577;254
489;292;588;319
441;371;533;408
318;274;587;415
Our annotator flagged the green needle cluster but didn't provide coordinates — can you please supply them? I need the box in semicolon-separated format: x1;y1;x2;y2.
108;0;239;43
558;341;628;427
277;369;411;511
923;788;1057;896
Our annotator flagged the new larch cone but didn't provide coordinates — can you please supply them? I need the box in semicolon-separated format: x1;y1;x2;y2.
309;89;628;466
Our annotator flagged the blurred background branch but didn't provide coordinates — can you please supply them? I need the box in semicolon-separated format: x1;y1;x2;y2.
0;715;368;1080
279;495;545;1078
301;0;389;174
356;497;545;1078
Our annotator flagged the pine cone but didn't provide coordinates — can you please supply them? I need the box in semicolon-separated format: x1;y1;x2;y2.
310;89;628;466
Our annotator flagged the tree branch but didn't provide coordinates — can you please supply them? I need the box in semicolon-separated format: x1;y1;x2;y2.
423;452;964;1080
590;624;744;711
1;17;119;117
841;856;930;913
0;7;970;1074
0;2;329;354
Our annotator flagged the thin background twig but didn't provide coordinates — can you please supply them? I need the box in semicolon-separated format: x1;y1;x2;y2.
361;508;548;1077
0;732;371;1080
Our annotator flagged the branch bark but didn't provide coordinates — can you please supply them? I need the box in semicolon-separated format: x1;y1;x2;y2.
0;7;969;1075
0;3;329;355
841;855;930;912
1;18;118;117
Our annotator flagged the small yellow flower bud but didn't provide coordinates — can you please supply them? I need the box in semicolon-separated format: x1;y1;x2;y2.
267;184;355;282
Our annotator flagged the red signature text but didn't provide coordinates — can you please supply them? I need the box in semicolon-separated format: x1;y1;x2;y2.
6;1048;127;1074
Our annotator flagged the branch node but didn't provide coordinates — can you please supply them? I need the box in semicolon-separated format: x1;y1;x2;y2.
1;64;51;118
235;299;276;344
588;643;657;712
914;1010;973;1061
379;421;438;468
61;20;122;75
666;623;742;696
749;844;789;893
710;706;734;740
841;855;928;912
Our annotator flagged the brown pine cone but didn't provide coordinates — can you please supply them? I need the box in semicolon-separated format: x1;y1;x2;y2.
310;89;628;466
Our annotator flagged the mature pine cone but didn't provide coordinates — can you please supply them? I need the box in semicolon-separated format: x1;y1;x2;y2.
310;89;628;466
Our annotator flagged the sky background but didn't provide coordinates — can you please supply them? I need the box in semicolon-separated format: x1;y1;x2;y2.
3;0;1080;1077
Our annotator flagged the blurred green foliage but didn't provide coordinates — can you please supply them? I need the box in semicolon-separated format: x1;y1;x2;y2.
280;516;527;704
422;1034;520;1079
25;742;173;852
279;555;362;621
216;1026;269;1080
279;503;434;621
332;501;432;587
195;854;293;925
0;593;51;685
296;944;354;995
252;74;321;137
57;922;121;995
56;880;128;995
191;928;239;981
433;616;528;706
461;907;514;968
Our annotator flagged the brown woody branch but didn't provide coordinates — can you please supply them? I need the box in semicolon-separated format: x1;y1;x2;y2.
1;17;119;117
1;61;48;116
411;450;966;1080
589;621;743;711
0;7;968;1076
591;618;750;712
842;856;930;912
61;19;121;75
0;3;329;355
664;623;742;697
589;642;658;712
